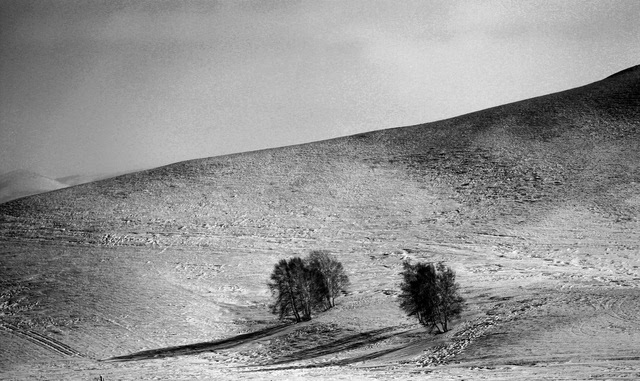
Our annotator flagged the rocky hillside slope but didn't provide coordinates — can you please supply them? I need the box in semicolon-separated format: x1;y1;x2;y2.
1;66;638;244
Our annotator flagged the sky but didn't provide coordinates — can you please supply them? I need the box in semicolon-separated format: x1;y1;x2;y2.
1;0;639;179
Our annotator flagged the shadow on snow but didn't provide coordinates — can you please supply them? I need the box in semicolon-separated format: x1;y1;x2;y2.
242;326;419;371
242;346;409;373
262;326;400;365
107;324;417;368
105;323;291;362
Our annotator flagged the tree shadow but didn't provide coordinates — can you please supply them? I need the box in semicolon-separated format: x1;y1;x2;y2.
265;326;399;365
245;345;409;373
105;323;291;362
234;326;417;372
107;324;420;368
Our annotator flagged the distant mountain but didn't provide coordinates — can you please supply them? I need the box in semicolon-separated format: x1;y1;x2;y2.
0;170;69;204
56;173;119;187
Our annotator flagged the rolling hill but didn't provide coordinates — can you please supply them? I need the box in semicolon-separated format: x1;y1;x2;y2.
1;65;639;380
0;170;69;204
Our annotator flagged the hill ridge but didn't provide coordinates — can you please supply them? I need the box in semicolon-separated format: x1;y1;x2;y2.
606;64;640;79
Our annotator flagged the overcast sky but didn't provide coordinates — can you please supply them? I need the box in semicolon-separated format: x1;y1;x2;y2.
1;1;639;178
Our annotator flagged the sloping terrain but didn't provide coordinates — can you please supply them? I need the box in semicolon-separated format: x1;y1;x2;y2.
1;65;639;380
0;170;68;204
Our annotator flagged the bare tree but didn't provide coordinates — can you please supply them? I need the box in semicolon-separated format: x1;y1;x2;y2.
268;251;349;322
268;257;326;322
306;250;350;308
398;261;464;333
268;257;307;322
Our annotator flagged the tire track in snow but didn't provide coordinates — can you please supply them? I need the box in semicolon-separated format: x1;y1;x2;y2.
0;322;81;357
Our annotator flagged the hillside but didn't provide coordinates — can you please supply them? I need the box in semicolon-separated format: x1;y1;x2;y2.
1;65;639;380
0;170;68;204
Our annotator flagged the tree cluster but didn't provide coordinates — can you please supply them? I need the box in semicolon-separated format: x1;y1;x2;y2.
268;250;349;322
267;251;464;331
398;261;465;333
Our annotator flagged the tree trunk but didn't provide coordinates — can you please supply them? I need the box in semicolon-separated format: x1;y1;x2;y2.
286;281;301;322
290;294;301;322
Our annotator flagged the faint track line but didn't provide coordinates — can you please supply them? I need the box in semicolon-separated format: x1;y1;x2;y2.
605;295;640;327
567;291;640;338
0;322;81;357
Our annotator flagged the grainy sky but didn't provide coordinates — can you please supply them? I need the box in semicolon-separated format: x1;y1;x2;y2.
1;0;639;178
